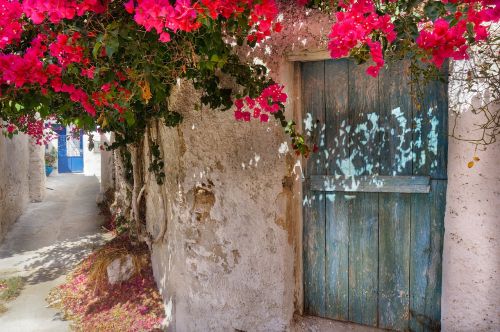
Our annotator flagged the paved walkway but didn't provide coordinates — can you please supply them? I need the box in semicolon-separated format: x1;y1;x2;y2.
0;174;107;332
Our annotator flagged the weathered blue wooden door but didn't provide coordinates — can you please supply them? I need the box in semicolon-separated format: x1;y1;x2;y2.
302;59;447;331
55;126;84;173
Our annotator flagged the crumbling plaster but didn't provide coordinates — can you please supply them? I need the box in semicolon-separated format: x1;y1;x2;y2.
145;82;296;331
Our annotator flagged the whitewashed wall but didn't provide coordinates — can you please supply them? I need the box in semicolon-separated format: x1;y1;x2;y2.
0;134;45;240
441;61;500;331
83;132;102;179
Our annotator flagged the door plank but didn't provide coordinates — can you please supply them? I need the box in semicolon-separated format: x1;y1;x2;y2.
409;180;446;332
377;62;412;330
379;61;413;175
347;62;379;326
324;59;350;321
325;193;349;320
413;65;448;179
348;62;380;176
302;61;326;176
348;193;378;326
302;61;327;317
325;59;350;177
379;194;411;330
303;191;326;317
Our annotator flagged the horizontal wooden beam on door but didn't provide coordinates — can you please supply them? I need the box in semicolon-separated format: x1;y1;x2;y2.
308;175;431;193
286;50;330;62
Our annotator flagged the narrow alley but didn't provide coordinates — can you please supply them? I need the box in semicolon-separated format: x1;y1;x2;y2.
0;174;107;332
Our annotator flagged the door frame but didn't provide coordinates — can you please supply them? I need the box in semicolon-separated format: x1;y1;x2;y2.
281;51;331;317
282;50;448;326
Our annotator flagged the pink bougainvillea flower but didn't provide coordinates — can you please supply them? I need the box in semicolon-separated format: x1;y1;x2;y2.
0;0;24;50
124;0;135;14
6;123;17;133
233;84;287;122
327;0;396;77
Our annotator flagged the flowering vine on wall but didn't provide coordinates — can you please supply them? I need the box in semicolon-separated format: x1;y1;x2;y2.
0;0;498;153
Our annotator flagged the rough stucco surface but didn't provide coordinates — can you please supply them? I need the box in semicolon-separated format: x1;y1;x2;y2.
0;134;31;240
441;112;500;329
0;133;45;241
143;81;295;331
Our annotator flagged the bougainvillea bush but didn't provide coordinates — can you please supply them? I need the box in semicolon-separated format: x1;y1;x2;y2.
0;0;498;150
0;0;308;153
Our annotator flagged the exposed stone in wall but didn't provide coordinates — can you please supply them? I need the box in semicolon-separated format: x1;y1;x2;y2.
0;134;31;240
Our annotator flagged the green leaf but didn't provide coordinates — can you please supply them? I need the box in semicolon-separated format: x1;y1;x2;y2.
105;38;120;59
205;61;215;71
92;42;102;59
106;22;120;33
164;112;183;127
444;3;458;13
424;1;446;21
123;111;136;126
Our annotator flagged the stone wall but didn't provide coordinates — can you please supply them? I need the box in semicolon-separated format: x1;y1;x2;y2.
0;133;45;240
104;4;499;331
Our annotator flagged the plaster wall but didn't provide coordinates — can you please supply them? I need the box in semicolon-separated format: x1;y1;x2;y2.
144;84;295;331
83;132;102;179
100;133;115;196
29;141;46;203
0;134;43;240
441;63;500;331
